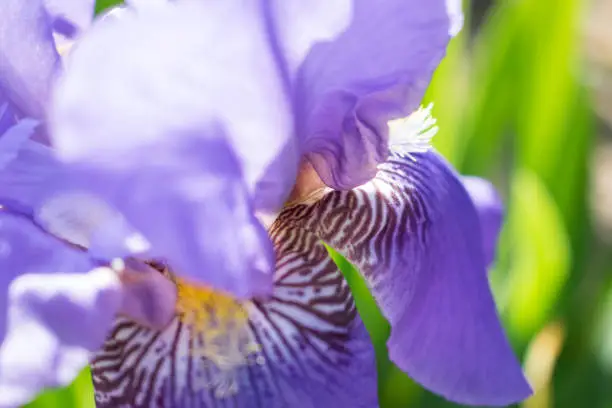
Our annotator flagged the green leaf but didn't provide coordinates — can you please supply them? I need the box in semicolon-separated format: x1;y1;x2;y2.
24;368;95;408
498;168;571;342
325;245;421;408
95;0;123;14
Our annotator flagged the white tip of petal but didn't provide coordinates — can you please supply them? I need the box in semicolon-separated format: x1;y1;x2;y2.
446;0;464;37
388;103;438;157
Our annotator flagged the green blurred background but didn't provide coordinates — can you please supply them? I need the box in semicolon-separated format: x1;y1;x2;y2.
27;0;610;406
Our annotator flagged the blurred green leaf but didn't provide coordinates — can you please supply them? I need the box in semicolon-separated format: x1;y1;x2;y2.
500;168;571;342
325;246;421;408
95;0;123;14
25;368;94;408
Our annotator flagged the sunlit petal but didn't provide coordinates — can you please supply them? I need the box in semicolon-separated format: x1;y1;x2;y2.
283;150;531;406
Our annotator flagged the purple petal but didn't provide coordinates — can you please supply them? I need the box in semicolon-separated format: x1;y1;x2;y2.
91;221;377;407
0;96;18;135
0;0;60;119
0;138;131;254
294;0;461;190
290;151;531;405
0;119;39;170
51;0;295;207
462;176;504;267
266;0;352;77
0;212;122;407
250;0;352;212
0;132;269;298
60;132;276;299
49;1;307;295
118;259;177;330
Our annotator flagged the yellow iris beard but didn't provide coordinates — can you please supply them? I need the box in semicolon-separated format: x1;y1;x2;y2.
174;277;262;397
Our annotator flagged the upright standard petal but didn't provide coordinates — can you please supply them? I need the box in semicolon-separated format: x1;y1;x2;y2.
0;0;60;119
91;217;376;408
51;0;295;296
0;211;123;407
51;0;294;204
293;0;461;190
248;0;353;212
281;150;531;406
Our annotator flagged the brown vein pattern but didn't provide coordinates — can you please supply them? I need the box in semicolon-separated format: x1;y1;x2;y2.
91;205;375;407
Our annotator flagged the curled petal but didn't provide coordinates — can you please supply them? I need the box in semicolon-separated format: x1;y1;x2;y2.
294;0;461;190
286;151;531;406
462;176;504;267
0;0;60;119
118;259;177;330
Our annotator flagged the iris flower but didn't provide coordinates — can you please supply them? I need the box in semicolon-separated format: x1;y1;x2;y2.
0;2;177;406
0;0;532;407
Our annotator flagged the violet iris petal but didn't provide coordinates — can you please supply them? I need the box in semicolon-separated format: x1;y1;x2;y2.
0;212;123;408
0;130;96;244
0;0;59;119
287;150;531;406
0;119;39;170
462;176;504;267
50;0;352;296
294;0;462;190
92;217;377;407
0;97;17;135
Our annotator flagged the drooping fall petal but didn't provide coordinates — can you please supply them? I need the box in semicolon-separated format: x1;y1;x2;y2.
282;150;531;406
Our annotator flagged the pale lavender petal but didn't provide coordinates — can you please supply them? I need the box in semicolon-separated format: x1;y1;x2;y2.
0;0;60;119
0;134;267;298
0;212;123;407
0;269;121;408
51;0;294;207
462;176;504;267
91;216;377;407
0;138;130;254
294;0;461;190
61;133;275;299
266;0;352;78
290;151;531;406
50;1;304;296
